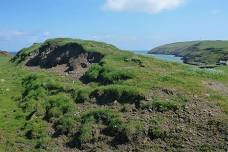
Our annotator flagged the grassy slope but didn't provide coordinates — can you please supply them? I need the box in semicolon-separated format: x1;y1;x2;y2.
0;56;28;151
1;38;228;151
149;40;228;65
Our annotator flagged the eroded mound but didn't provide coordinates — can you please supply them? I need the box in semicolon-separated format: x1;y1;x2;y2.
25;42;103;79
12;40;107;79
9;38;228;151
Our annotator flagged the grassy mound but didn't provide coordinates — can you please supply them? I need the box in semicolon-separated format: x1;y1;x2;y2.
1;38;228;151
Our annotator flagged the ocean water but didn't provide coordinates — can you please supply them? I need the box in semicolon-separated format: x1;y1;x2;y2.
133;51;183;63
9;52;17;56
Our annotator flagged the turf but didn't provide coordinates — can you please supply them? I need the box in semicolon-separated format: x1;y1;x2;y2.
0;38;228;151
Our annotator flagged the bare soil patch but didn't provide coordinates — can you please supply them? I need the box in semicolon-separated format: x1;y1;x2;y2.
203;81;228;95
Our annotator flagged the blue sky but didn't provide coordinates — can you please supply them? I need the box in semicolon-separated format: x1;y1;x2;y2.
0;0;228;52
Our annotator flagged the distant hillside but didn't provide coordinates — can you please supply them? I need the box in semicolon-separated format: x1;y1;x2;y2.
149;41;228;66
0;50;11;57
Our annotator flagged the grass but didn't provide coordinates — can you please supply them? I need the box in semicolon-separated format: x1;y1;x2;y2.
92;85;145;105
0;38;228;151
140;98;186;112
83;64;134;84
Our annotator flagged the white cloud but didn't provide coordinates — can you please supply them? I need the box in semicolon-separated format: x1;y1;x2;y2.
103;0;185;13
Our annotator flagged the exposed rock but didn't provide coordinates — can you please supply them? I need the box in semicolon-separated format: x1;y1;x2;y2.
25;43;103;79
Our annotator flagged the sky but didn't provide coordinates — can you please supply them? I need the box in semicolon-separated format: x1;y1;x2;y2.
0;0;228;52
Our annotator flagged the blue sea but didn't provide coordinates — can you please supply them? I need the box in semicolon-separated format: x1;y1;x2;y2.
133;51;183;63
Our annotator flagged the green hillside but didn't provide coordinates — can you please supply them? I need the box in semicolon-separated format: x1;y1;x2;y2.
149;41;228;66
0;38;228;151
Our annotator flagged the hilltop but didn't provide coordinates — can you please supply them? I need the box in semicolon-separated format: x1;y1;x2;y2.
149;40;228;67
0;38;227;151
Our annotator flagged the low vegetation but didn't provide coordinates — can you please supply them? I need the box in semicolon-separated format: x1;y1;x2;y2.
0;38;227;151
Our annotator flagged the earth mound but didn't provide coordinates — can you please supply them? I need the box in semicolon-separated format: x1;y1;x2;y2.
11;38;118;79
9;38;228;152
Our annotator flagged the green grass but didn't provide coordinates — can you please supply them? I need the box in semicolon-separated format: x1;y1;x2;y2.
0;56;30;151
0;38;228;151
92;85;145;105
